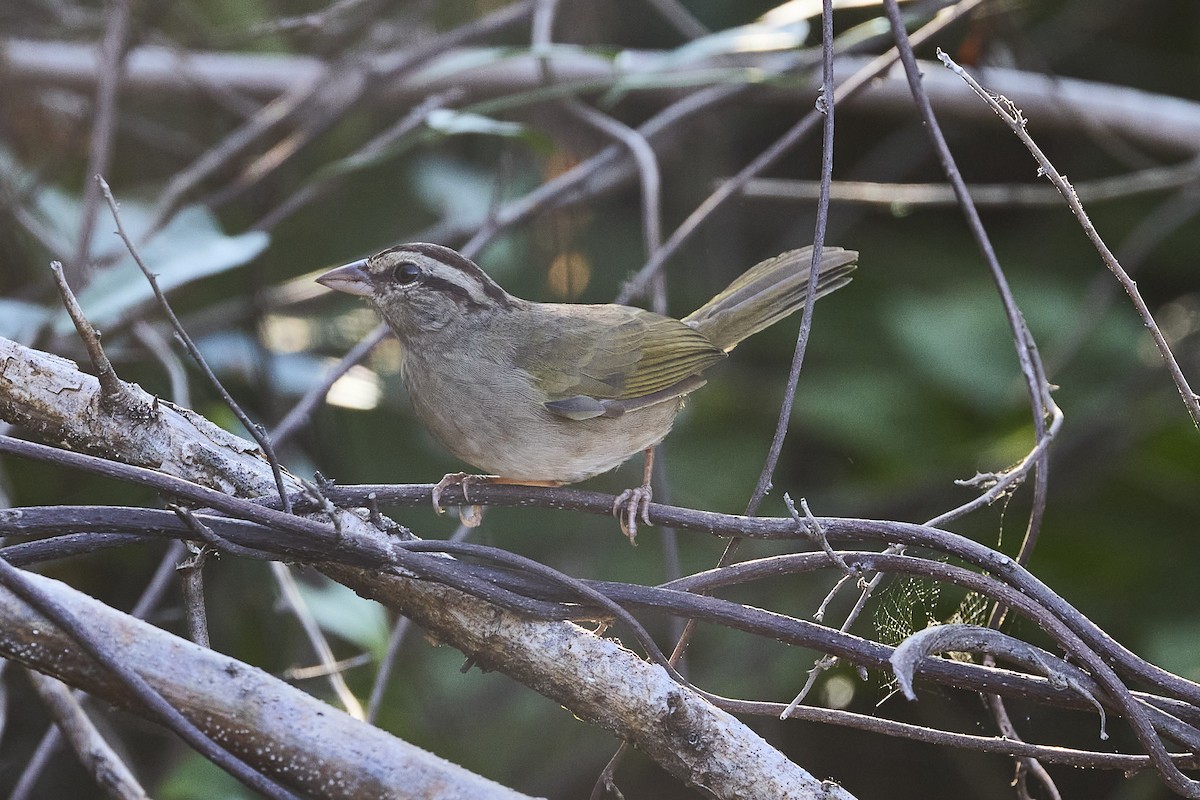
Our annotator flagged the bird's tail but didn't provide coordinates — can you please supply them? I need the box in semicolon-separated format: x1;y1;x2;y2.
681;246;858;352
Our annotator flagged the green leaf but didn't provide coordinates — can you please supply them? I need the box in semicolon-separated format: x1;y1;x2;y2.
294;578;389;656
637;4;811;68
194;331;361;398
159;751;257;800
409;43;608;87
53;204;268;335
407;154;496;230
884;289;1020;412
0;299;50;342
425;108;527;138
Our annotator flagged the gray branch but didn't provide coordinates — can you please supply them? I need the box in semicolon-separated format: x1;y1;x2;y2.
2;568;530;800
4;39;1200;152
0;333;855;800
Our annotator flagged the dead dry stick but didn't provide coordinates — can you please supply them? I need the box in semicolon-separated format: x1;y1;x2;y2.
175;539;212;649
785;494;854;577
70;0;133;285
97;176;294;512
938;49;1200;430
270;561;366;720
890;624;1108;741
48;261;133;408
737;155;1200;207
0;555;302;800
26;670;149;800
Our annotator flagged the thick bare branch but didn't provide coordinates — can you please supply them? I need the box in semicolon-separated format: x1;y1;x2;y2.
0;569;532;800
7;40;1200;152
0;334;854;798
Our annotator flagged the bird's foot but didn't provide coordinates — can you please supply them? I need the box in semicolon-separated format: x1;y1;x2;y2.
432;472;493;528
613;484;653;545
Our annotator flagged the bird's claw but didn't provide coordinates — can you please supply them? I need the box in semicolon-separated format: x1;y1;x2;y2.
432;472;469;514
613;485;653;545
432;473;487;528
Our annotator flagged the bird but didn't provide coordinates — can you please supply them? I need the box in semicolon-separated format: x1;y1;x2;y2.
317;242;856;541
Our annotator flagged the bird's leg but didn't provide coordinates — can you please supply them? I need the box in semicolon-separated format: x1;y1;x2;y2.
613;448;655;544
432;473;559;528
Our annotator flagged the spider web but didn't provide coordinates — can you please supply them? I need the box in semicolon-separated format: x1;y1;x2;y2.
874;573;941;648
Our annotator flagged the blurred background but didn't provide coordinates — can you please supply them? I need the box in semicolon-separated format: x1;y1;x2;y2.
1;1;1199;797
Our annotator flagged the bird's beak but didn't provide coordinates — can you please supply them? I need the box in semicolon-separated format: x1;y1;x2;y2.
316;259;373;297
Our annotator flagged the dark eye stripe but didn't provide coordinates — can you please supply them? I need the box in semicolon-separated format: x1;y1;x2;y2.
420;274;489;312
401;243;518;309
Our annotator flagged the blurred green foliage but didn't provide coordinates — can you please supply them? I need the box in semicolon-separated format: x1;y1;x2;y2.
2;1;1199;798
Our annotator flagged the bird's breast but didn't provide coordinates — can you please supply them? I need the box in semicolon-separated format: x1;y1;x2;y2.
400;347;679;483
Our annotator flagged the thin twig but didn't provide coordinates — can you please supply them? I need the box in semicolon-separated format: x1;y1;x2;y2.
69;0;133;284
171;508;220;648
283;652;372;681
642;0;708;39
785;494;853;576
748;0;838;514
589;741;631;800
48;261;131;407
217;2;537;215
235;0;384;40
365;615;412;723
567;101;663;271
462;82;753;257
885;5;1055;527
271;324;388;447
938;49;1200;429
986;691;1064;800
1048;186;1200;375
0;436;338;550
813;571;857;623
251;92;462;234
10;539;188;800
366;518;474;723
147;75;322;238
737;156;1200;206
176;541;212;649
131;321;191;408
881;3;1062;791
26;670;149;800
715;694;1195;772
8;720;64;800
0;555;302;800
614;0;987;305
270;562;366;720
97;176;294;513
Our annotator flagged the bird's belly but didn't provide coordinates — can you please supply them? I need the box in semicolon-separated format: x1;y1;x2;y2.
462;409;676;483
402;356;679;484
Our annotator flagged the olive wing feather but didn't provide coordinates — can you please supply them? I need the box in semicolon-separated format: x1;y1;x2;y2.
515;304;725;420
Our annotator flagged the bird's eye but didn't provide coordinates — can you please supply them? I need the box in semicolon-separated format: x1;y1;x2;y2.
388;261;422;285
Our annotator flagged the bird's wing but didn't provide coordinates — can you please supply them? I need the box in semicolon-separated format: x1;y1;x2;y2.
515;304;725;420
